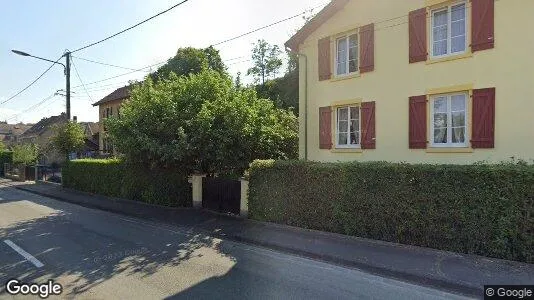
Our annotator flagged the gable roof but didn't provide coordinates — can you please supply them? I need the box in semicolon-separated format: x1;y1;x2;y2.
285;0;350;51
20;113;67;138
92;85;132;107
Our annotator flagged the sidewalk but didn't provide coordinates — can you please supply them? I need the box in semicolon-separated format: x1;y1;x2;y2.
5;179;533;298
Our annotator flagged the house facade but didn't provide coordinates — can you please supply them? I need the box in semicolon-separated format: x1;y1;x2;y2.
286;0;534;164
92;85;131;154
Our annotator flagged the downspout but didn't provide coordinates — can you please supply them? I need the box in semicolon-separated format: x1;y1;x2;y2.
286;47;308;161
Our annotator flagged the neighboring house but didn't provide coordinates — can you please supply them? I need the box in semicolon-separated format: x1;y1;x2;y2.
17;113;67;164
92;85;131;154
286;0;533;164
0;122;33;147
77;122;100;158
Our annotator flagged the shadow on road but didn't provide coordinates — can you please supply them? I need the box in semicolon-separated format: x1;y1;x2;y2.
0;208;237;297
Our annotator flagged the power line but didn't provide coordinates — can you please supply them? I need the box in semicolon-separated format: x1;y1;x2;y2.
71;55;140;71
5;93;57;122
70;57;94;103
211;2;328;47
1;55;63;106
70;60;166;89
71;0;191;53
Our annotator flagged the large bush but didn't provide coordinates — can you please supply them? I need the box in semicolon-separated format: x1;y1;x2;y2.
248;160;534;263
62;159;191;207
12;144;38;165
106;70;297;175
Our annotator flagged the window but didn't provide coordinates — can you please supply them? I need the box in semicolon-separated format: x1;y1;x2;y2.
336;106;360;148
336;34;358;76
431;2;467;57
431;93;468;147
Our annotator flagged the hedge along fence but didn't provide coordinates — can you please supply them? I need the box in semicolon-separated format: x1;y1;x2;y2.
0;151;13;176
248;160;534;263
62;159;191;207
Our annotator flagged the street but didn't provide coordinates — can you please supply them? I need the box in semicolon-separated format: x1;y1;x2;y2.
0;185;472;299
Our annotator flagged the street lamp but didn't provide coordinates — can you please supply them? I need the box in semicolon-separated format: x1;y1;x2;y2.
11;49;71;120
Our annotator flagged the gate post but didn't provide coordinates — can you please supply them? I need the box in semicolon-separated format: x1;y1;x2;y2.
239;177;249;217
191;174;206;208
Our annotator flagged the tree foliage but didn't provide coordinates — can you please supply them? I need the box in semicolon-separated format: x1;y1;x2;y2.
151;46;227;80
247;39;283;85
106;70;298;175
51;121;85;159
12;143;39;165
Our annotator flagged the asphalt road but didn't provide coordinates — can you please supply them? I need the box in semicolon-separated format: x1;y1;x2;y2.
0;185;473;300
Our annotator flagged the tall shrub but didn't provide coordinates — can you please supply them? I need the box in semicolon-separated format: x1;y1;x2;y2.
248;160;534;263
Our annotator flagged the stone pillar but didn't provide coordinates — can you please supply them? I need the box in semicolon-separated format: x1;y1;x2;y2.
191;174;206;208
240;178;249;217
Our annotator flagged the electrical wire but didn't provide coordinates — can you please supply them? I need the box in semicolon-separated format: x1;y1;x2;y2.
5;93;57;122
1;55;64;106
70;57;94;103
71;0;191;53
71;56;139;71
211;2;328;47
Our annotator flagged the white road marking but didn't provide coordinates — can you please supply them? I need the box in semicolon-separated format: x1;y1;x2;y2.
4;240;44;268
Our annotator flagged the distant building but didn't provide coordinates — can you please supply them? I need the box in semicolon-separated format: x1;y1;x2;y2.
0;122;33;146
17;113;67;164
92;85;131;154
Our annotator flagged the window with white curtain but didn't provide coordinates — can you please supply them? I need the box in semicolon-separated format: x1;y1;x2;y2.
336;106;360;148
336;34;358;76
431;93;468;147
431;2;467;57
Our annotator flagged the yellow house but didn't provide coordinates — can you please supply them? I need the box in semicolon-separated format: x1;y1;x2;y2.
286;0;534;164
92;86;130;154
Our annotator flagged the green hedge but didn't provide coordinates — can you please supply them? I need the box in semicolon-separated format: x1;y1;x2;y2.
62;159;191;207
248;160;534;263
0;151;13;176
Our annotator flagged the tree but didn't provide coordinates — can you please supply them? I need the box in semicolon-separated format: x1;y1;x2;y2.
106;70;297;175
151;46;227;80
12;144;38;165
51;121;85;160
247;39;283;85
235;71;242;89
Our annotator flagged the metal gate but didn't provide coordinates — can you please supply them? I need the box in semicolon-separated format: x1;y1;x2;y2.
202;177;241;215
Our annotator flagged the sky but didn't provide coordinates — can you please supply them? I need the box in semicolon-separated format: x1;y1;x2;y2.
0;0;326;124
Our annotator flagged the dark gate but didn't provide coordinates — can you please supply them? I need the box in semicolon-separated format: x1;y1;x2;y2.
202;177;241;215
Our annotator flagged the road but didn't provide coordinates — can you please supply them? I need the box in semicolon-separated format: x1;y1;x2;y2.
0;185;473;299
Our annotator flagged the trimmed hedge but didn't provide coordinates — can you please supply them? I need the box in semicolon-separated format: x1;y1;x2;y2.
62;159;191;207
248;160;534;263
0;151;13;176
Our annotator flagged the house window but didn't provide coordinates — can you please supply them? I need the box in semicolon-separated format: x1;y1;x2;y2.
431;2;467;57
336;33;358;76
336;106;360;148
431;93;468;147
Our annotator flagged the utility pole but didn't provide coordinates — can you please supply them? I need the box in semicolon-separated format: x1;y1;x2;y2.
65;51;71;120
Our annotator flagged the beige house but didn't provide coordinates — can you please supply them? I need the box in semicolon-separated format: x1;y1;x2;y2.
17;113;67;164
286;0;534;164
92;85;131;154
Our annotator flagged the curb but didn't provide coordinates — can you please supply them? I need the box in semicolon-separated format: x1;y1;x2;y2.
14;184;481;298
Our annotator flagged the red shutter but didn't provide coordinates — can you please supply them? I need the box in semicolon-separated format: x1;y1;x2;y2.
471;88;495;148
359;23;375;73
318;37;331;81
409;8;427;63
319;107;332;149
471;0;495;52
361;102;376;149
409;95;427;149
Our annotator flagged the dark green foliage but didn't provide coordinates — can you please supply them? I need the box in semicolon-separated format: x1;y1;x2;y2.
0;151;13;176
62;159;191;207
248;160;534;263
255;71;298;114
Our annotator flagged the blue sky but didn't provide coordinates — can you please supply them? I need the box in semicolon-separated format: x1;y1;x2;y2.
0;0;325;124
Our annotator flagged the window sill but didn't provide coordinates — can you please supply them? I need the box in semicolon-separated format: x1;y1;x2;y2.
331;148;363;153
426;147;473;153
330;73;361;82
426;52;473;65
